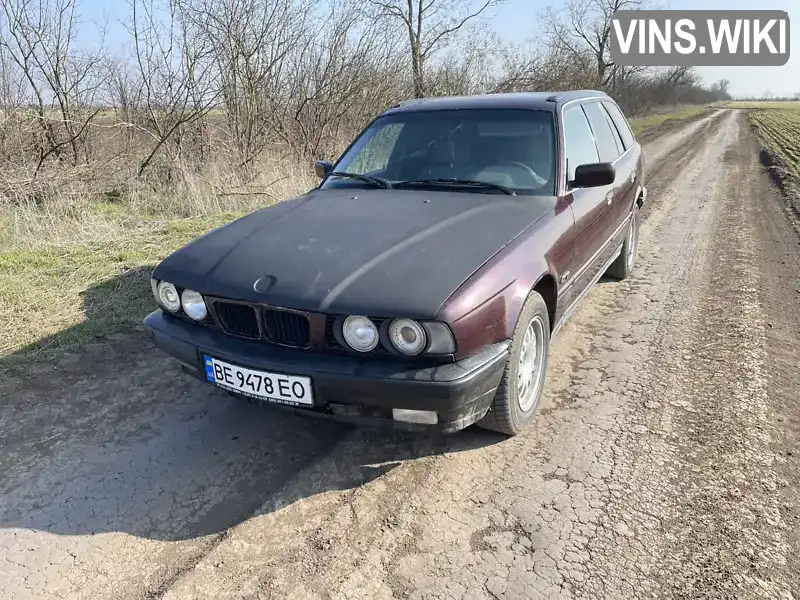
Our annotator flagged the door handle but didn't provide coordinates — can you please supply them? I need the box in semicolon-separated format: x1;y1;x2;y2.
605;191;613;205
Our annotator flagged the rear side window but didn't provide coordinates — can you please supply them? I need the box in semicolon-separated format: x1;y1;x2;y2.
600;105;624;153
582;102;622;162
563;106;600;183
603;101;636;150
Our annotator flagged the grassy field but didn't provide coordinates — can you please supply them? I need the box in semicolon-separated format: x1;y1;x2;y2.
747;102;800;217
0;186;309;371
628;105;714;137
0;216;238;367
0;144;318;372
748;103;800;178
0;104;715;370
724;100;800;110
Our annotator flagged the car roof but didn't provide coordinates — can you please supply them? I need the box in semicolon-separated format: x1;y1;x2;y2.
382;90;610;116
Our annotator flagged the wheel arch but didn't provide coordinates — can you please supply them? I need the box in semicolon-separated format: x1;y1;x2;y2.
635;184;647;209
532;273;558;333
439;257;561;360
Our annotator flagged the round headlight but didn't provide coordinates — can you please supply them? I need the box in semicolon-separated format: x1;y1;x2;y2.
342;315;379;352
181;289;207;321
157;281;181;312
388;319;427;356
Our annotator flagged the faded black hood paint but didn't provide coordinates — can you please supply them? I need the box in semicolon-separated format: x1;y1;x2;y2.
153;188;554;318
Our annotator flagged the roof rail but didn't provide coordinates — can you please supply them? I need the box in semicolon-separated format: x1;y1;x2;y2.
390;99;412;108
545;94;559;102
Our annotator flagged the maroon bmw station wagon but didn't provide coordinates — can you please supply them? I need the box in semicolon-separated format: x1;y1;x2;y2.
144;90;646;436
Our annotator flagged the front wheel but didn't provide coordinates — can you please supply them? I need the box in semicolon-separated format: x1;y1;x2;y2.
478;291;551;436
606;207;639;280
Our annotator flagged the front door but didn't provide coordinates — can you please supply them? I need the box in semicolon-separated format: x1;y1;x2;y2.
559;104;610;304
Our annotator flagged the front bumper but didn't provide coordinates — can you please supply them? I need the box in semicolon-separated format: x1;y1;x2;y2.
143;310;510;433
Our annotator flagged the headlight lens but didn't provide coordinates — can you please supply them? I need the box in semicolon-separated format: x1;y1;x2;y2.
388;318;427;356
181;289;207;321
342;315;379;352
157;281;181;312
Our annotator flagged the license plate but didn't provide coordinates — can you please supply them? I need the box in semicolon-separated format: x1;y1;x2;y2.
203;355;313;406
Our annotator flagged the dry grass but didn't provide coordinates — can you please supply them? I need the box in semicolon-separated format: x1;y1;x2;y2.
0;155;318;249
629;105;714;137
0;151;318;368
0;217;236;367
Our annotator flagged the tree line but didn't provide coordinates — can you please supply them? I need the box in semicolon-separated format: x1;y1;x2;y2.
0;0;731;201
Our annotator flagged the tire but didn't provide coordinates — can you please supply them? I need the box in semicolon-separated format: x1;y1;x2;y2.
477;291;551;436
606;207;640;280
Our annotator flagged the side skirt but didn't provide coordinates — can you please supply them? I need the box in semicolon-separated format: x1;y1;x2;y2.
552;243;623;337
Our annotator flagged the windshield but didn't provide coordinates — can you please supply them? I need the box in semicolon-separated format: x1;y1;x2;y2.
323;109;557;196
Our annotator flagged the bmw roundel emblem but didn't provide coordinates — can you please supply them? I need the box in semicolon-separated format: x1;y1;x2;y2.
253;275;277;293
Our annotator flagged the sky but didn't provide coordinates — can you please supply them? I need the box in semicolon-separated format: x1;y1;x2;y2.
76;0;799;98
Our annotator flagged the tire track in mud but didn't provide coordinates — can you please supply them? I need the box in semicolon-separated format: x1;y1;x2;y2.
567;112;796;599
650;123;792;597
742;120;800;594
640;109;728;222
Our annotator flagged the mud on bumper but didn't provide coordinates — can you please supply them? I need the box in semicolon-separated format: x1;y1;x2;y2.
143;310;510;433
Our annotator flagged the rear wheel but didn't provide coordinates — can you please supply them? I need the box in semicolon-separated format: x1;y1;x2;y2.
477;291;550;436
606;207;639;280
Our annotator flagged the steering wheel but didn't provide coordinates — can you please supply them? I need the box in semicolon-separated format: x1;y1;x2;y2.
476;160;546;189
496;160;546;187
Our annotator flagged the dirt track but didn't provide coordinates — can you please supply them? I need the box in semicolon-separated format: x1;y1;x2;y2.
2;110;799;600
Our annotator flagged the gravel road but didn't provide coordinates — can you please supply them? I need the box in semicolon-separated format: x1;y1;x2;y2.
1;109;799;600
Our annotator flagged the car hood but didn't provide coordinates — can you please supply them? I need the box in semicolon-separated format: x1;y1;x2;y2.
153;188;554;318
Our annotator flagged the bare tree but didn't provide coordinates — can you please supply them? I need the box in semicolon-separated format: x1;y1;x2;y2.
0;40;27;110
127;0;219;177
709;78;731;100
104;57;142;121
542;0;645;89
425;28;500;96
0;0;732;212
0;0;108;171
367;0;506;98
176;0;313;166
492;43;600;93
278;4;407;158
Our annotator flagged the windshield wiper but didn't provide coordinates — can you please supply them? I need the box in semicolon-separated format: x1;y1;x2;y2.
394;178;516;196
328;171;392;189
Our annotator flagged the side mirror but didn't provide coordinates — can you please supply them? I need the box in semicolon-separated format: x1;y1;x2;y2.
314;160;333;179
570;162;615;188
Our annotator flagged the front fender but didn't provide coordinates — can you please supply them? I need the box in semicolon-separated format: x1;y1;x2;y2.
438;240;557;361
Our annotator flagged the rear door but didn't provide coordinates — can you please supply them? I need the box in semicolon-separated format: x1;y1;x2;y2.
604;100;643;213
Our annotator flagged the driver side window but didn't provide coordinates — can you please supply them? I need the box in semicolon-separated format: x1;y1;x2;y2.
563;105;600;185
